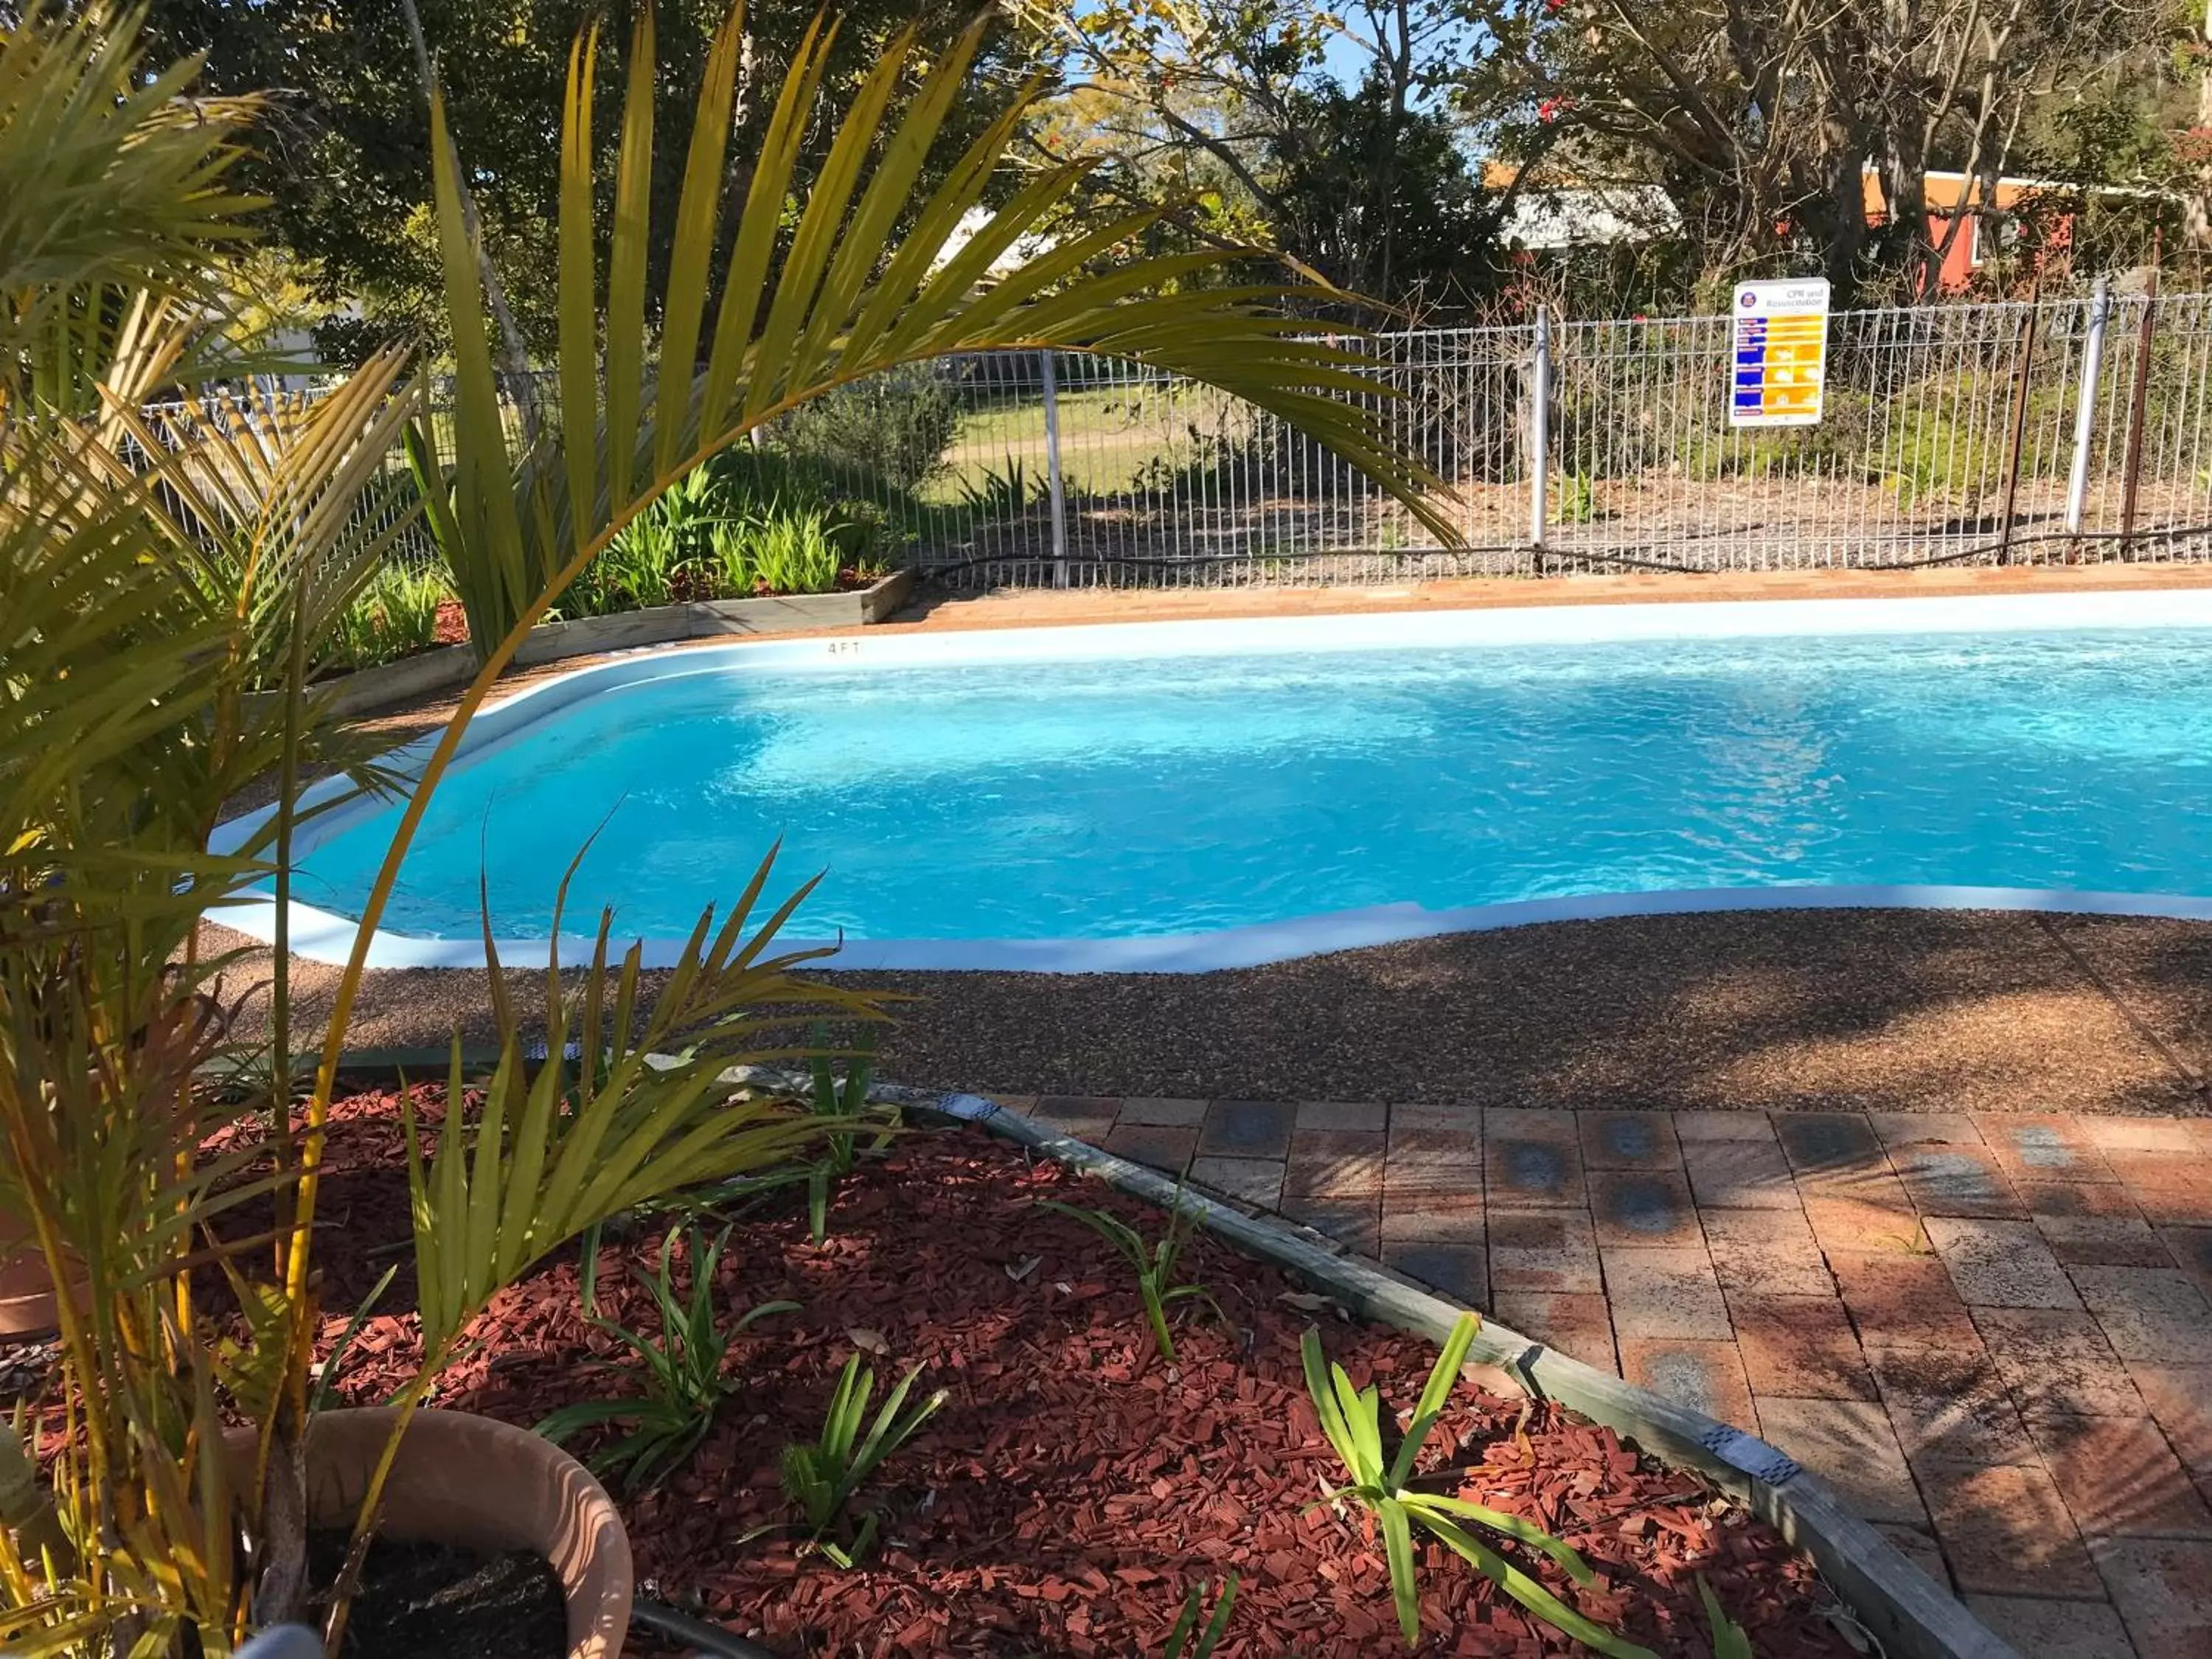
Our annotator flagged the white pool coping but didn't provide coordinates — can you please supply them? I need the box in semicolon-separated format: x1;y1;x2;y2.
210;586;2212;973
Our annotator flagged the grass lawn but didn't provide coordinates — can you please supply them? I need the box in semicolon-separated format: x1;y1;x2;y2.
927;383;1255;503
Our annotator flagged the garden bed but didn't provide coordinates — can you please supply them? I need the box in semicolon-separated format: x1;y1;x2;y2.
287;1086;1857;1658
269;569;917;718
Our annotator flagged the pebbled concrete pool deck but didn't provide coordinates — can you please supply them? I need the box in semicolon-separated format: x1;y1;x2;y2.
218;905;2212;1116
1000;1094;2212;1659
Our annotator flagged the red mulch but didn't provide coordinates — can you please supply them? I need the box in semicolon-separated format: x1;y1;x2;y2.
271;1088;1857;1658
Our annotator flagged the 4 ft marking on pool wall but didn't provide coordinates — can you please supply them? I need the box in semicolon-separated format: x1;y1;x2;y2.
825;638;863;656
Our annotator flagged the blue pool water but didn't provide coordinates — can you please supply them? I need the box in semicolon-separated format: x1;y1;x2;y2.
286;627;2212;944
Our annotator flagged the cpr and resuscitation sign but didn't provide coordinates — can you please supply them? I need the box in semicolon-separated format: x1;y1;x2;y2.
1729;278;1830;427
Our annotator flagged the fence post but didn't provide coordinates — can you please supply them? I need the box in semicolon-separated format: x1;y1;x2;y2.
1995;289;2042;566
1041;347;1069;588
1528;307;1551;572
2120;268;2161;552
2064;279;2111;539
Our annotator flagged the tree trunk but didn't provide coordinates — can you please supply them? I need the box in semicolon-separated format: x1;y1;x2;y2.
2190;0;2212;248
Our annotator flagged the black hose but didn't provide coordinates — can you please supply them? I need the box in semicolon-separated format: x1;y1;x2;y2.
630;1596;784;1659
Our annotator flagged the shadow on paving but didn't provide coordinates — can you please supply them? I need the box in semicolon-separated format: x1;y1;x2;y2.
216;908;2212;1114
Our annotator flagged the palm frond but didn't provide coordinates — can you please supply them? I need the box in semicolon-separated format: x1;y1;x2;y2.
0;4;260;414
403;850;880;1357
424;1;1455;657
75;334;424;672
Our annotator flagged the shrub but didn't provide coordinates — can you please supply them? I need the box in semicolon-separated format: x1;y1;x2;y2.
327;560;454;671
734;505;846;596
826;495;905;571
567;465;726;615
771;363;959;494
566;450;908;612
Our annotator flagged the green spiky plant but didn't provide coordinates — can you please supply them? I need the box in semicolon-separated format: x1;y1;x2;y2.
0;0;1456;1651
1038;1169;1220;1363
777;1353;946;1568
537;1223;799;1494
804;1026;887;1244
742;504;846;595
327;561;455;670
1163;1575;1237;1658
1300;1313;1655;1656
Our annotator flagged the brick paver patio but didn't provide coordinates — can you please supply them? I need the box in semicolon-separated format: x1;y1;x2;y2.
995;1095;2212;1658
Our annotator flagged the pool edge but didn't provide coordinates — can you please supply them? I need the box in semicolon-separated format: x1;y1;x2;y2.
209;882;2212;973
210;585;2212;973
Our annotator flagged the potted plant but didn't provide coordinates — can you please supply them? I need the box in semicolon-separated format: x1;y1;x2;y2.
0;3;1450;1654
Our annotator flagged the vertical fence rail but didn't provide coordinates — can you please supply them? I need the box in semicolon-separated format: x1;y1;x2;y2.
1528;307;1551;565
2065;280;2111;538
219;291;2212;589
1040;348;1068;589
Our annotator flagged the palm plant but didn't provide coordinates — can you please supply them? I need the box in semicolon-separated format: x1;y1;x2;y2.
406;4;1450;670
0;1;1455;1653
1300;1315;1652;1656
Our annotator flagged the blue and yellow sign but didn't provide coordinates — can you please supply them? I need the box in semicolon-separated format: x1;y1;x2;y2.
1730;278;1830;428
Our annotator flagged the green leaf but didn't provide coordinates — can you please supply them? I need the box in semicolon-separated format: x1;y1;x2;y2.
1335;1364;1385;1485
1300;1326;1365;1478
1419;1514;1658;1659
310;1264;399;1414
1411;1313;1481;1432
1379;1497;1422;1646
1407;1493;1596;1585
534;1399;651;1446
1164;1573;1237;1659
1700;1575;1754;1659
1035;1199;1148;1270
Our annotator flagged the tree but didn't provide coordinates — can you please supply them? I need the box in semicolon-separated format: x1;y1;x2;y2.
1020;0;1506;315
1459;0;1847;299
135;0;1055;359
1458;0;2160;302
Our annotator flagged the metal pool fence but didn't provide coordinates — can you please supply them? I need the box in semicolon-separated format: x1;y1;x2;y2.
884;285;2212;589
213;282;2212;591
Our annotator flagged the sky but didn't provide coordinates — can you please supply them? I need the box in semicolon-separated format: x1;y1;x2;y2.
1321;31;1371;85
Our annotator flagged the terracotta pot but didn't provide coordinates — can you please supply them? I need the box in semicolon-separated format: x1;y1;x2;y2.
242;1408;632;1659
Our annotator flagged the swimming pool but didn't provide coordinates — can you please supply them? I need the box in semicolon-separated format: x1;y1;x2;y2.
218;590;2212;971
